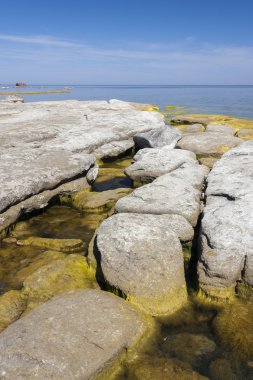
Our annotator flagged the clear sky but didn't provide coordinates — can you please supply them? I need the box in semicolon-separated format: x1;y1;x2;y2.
1;0;253;84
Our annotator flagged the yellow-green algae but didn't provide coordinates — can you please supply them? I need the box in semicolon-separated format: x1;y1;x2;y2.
208;359;238;380
213;299;253;362
126;284;188;317
16;237;86;253
0;290;27;332
23;254;97;313
236;281;253;301
197;285;236;303
127;355;208;380
181;114;253;131
62;187;132;213
95;310;158;380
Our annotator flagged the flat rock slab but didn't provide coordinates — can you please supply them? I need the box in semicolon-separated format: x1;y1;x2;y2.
116;163;209;226
96;213;187;315
237;128;253;139
125;146;197;183
198;141;253;298
93;139;134;159
0;99;163;228
177;132;243;156
0;289;150;379
205;124;234;135
134;126;181;149
71;188;132;212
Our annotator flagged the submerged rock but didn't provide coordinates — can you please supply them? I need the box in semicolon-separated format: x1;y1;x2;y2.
70;188;132;213
96;213;187;316
212;300;253;362
129;355;208;380
134;125;181;149
125;146;197;183
23;254;97;312
116;163;208;226
0;289;153;379
0;290;27;332
208;359;237;380
198;141;253;298
17;237;86;253
163;333;216;366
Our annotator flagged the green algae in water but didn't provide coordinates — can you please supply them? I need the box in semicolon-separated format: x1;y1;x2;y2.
93;156;133;192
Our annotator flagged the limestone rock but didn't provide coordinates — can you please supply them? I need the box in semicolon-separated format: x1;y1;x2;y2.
129;355;208;380
86;164;99;184
163;333;216;366
0;289;151;379
134;126;181;149
93;139;134;159
71;188;132;213
0;99;164;230
0;176;91;237
237;128;253;139
181;124;205;134
23;255;97;311
205;124;234;135
2;95;24;103
17;237;86;253
13;250;66;288
177;132;243;156
116;164;208;226
125;146;197;183
96;213;187;316
0;290;27;332
198;157;218;169
198;141;253;298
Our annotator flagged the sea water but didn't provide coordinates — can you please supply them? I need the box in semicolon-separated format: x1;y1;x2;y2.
1;85;253;119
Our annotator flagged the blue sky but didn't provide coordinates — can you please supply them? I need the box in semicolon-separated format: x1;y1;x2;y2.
1;0;253;84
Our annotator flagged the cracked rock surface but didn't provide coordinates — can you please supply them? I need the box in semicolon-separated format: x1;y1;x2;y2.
198;140;253;296
0;289;150;379
0;99;163;231
96;213;187;315
134;125;181;149
116;162;209;226
125;146;197;183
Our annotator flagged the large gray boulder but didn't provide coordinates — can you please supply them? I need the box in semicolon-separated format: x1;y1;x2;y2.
96;213;187;315
198;141;253;299
177;132;243;156
0;289;151;379
93;138;134;159
125;146;196;183
134;126;181;149
0;99;164;232
116;163;209;226
205;124;234;135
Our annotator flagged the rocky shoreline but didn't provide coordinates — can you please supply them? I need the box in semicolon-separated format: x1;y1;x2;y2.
0;99;253;379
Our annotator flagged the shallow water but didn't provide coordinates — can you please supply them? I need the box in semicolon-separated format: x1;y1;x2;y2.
0;155;253;379
1;84;253;119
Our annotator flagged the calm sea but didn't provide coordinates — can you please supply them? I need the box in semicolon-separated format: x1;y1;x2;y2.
1;85;253;120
